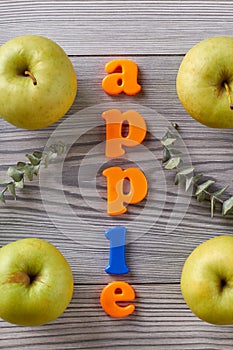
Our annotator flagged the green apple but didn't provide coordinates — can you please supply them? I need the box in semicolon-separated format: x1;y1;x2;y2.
181;235;233;325
0;35;77;129
0;238;73;326
176;36;233;128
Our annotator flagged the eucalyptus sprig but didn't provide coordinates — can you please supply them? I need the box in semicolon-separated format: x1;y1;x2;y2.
0;142;66;204
161;123;233;217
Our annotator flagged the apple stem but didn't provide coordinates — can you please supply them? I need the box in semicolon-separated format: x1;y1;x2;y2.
24;70;37;86
223;82;233;110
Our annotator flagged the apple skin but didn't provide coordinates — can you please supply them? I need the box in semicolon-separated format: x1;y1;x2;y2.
181;235;233;325
0;238;73;326
0;35;77;129
176;36;233;128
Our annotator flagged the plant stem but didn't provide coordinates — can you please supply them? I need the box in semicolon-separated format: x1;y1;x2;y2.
24;70;37;85
223;81;233;110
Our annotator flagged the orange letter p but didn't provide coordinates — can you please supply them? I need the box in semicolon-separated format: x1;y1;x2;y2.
102;109;147;158
102;166;148;216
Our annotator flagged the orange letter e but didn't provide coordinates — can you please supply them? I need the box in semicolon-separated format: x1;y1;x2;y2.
100;281;135;318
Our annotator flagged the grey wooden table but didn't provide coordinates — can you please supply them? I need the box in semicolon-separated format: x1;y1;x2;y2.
1;1;233;349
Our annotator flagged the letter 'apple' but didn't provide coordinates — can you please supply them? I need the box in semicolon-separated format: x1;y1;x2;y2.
176;36;233;128
0;238;73;326
0;35;77;129
181;235;233;325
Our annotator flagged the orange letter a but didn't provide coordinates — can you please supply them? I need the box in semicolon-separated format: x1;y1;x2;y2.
102;59;141;95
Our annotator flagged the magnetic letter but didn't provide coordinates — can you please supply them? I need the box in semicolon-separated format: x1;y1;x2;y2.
105;226;129;275
102;109;147;158
100;281;135;318
102;166;148;216
102;59;141;95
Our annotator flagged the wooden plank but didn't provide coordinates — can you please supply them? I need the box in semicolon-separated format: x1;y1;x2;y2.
0;1;232;55
0;56;232;285
0;284;232;350
1;2;233;347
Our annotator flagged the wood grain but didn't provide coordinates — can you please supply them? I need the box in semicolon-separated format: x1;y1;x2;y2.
1;284;233;350
0;1;232;55
0;1;233;349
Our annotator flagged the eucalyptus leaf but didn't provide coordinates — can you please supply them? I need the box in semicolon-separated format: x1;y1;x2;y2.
26;153;40;166
14;179;24;189
0;178;10;185
0;192;6;204
161;138;176;147
33;164;40;176
185;176;194;192
0;142;66;204
195;180;215;196
174;173;180;185
16;161;26;170
192;173;203;183
177;167;194;176
43;153;54;168
161;123;233;217
196;191;206;202
212;185;229;198
7;167;23;182
33;151;43;160
168;148;182;156
165;157;181;170
222;196;233;216
162;147;171;163
24;165;34;181
57;143;66;156
7;183;16;199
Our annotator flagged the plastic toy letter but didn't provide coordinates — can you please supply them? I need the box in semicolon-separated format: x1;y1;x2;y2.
102;59;141;95
100;281;135;318
105;226;129;275
102;109;147;158
102;166;148;216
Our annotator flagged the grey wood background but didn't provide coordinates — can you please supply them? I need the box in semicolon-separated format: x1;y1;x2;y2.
0;1;233;349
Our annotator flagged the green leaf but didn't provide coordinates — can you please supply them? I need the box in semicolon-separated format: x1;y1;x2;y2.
33;151;43;160
7;167;24;182
161;138;176;147
192;173;203;183
32;164;40;176
26;153;41;166
162;147;171;163
165;157;181;170
0;192;6;204
209;186;228;218
47;142;66;156
177;167;194;176
174;173;180;185
168;148;182;156
24;165;34;181
195;180;215;196
0;178;10;185
185;176;194;191
7;183;16;199
212;185;229;199
16;161;26;170
14;179;24;189
196;191;206;202
222;196;233;216
43;153;53;168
